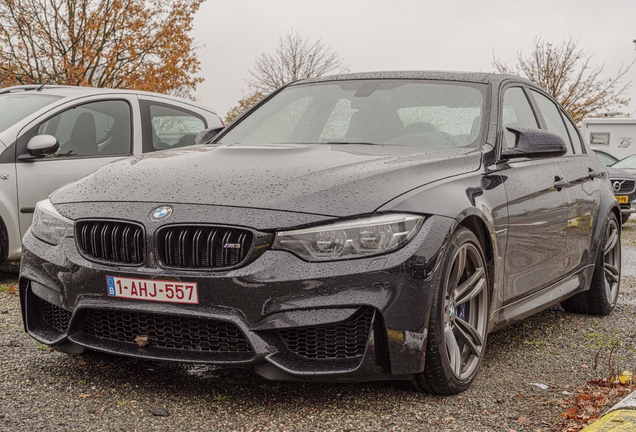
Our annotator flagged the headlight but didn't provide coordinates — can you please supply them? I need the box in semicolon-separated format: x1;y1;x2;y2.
31;199;74;245
273;214;424;261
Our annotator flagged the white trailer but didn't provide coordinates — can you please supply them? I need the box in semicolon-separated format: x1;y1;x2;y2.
581;117;636;160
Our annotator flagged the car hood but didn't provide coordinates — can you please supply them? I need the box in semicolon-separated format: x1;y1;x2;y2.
51;144;482;217
606;166;636;180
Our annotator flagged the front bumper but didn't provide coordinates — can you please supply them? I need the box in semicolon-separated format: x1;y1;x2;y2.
623;200;636;216
19;202;455;381
609;179;636;215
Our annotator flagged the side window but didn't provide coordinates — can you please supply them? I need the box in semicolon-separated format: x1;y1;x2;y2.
529;90;573;155
149;105;207;151
501;87;538;148
38;100;132;158
562;113;584;154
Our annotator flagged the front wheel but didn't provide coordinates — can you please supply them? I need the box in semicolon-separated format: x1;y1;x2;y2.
411;227;489;395
561;213;621;315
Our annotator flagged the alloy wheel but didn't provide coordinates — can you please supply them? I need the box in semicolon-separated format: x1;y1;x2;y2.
443;243;488;380
603;218;621;305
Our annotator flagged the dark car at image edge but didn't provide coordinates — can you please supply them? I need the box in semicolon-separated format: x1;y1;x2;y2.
605;166;635;224
592;150;636;224
19;71;621;395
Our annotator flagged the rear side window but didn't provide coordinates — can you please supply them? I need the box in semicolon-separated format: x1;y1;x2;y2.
562;114;584;154
529;90;573;155
148;105;207;151
501;87;538;148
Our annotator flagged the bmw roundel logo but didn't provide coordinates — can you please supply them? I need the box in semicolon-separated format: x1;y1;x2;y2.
150;206;173;221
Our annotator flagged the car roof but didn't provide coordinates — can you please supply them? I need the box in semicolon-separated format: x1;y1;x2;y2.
293;70;537;87
0;85;217;114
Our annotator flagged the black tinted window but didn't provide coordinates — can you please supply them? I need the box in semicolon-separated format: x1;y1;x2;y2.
562;113;584;154
530;90;573;155
501;87;538;148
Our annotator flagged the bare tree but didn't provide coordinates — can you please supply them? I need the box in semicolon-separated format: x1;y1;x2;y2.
493;37;633;123
246;30;349;94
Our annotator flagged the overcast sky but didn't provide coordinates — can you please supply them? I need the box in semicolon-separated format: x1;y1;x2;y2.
190;0;636;119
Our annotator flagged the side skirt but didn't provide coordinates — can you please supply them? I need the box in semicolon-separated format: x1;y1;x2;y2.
490;264;595;332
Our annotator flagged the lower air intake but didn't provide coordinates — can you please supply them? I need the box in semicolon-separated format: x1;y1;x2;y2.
278;308;374;359
81;309;252;353
39;297;72;332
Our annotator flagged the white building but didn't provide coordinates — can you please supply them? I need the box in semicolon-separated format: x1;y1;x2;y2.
581;117;636;160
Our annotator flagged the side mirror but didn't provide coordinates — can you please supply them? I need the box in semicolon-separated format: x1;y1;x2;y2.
18;134;60;161
502;127;567;159
27;134;59;156
195;126;225;145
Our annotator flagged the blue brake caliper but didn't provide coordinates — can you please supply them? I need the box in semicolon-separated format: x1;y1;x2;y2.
457;303;466;321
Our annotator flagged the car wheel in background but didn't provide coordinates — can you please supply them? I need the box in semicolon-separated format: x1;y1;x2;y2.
0;218;7;263
411;227;489;395
561;213;621;315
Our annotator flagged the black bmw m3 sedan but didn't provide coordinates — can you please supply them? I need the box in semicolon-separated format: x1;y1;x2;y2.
19;71;621;395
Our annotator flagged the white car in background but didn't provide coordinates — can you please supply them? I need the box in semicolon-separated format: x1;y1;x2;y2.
0;85;224;264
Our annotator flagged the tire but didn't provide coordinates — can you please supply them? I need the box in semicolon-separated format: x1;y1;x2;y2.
621;214;630;225
411;227;489;395
0;217;7;264
561;213;621;315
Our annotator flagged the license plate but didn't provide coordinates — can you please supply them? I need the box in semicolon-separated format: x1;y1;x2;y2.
106;275;199;304
616;195;629;204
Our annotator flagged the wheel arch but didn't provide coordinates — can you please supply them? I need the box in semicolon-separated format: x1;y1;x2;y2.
590;202;622;267
610;205;621;231
458;215;493;266
456;214;496;302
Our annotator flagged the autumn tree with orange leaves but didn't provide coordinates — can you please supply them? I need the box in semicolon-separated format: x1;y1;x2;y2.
0;0;204;98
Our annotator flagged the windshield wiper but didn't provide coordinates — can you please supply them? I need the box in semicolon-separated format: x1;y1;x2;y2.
326;141;378;145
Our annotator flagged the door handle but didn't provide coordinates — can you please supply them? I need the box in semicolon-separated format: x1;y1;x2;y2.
588;167;604;179
554;176;568;190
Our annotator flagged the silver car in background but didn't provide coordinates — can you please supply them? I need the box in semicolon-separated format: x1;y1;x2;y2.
0;85;223;263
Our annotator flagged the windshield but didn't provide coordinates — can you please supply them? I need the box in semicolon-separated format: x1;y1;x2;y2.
593;151;618;167
613;155;636;169
218;79;486;147
0;93;62;134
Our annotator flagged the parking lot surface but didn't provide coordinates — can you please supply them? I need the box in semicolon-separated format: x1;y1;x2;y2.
2;224;636;431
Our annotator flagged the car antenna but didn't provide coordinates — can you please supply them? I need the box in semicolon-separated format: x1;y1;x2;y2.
36;83;46;91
